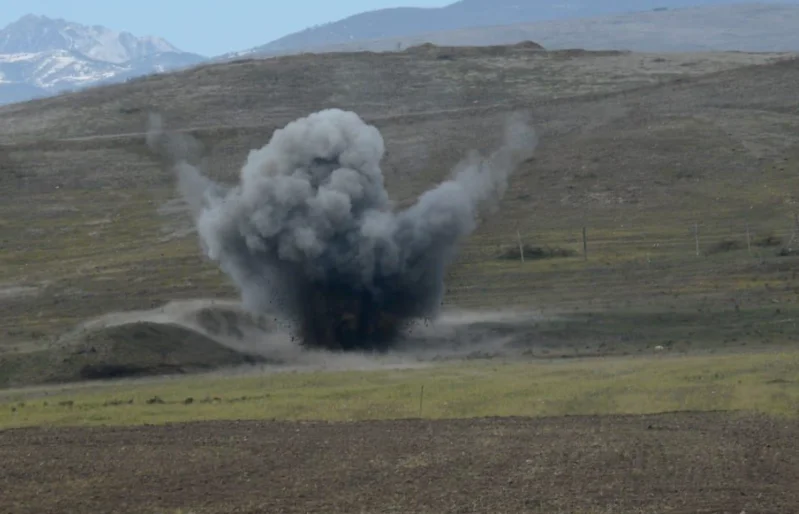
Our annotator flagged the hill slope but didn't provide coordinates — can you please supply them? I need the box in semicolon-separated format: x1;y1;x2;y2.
238;3;799;57
2;45;799;384
236;1;799;57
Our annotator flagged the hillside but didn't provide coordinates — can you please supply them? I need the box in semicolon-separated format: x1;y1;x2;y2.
238;3;799;58
238;0;798;57
2;43;799;384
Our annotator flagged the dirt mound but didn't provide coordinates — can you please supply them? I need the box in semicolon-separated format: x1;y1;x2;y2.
14;300;276;385
404;41;544;59
69;321;266;381
513;40;545;50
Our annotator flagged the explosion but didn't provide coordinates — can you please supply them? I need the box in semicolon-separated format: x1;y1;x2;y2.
147;109;537;352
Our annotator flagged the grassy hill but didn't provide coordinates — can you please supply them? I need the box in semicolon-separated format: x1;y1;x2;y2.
241;2;799;56
2;44;799;385
238;4;799;57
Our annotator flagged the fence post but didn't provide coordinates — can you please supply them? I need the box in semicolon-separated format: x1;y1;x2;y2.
746;221;752;256
517;230;525;263
582;226;588;261
694;222;700;257
783;213;799;252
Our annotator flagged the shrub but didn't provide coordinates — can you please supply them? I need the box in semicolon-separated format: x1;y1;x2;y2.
498;244;576;261
706;239;744;255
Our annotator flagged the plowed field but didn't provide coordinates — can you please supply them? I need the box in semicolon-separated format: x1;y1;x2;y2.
2;412;797;513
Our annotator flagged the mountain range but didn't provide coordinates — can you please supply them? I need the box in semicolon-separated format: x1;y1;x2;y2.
237;2;799;58
230;0;799;58
0;15;205;105
3;2;799;105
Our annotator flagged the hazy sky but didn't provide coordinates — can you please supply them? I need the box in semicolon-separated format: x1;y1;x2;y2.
0;0;451;57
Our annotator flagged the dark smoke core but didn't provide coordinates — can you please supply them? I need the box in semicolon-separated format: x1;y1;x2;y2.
297;283;406;352
147;109;537;352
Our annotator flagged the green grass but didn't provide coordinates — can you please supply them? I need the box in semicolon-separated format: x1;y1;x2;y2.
2;350;798;429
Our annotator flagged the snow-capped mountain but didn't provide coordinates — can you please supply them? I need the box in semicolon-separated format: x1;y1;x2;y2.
0;15;206;105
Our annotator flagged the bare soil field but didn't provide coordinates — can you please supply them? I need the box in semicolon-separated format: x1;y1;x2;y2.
1;412;797;514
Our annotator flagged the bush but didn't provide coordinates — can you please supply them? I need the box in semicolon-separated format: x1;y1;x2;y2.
706;239;744;255
498;244;576;261
754;234;782;248
776;247;799;257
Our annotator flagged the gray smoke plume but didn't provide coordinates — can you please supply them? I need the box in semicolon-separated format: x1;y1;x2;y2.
147;109;537;352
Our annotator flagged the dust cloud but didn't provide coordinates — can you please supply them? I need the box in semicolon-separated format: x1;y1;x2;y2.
146;108;538;354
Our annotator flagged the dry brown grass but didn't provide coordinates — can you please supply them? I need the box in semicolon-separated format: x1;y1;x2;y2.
2;46;799;385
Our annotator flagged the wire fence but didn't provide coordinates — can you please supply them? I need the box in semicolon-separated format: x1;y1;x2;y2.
439;213;799;311
461;218;799;264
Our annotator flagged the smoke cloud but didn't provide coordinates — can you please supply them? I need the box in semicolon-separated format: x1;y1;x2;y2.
147;109;537;352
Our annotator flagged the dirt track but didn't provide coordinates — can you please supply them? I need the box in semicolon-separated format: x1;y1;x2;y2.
1;412;797;513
